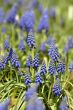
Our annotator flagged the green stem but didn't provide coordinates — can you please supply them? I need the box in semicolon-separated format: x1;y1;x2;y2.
15;70;19;83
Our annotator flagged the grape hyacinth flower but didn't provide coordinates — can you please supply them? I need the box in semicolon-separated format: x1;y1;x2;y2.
25;84;38;101
40;42;46;52
0;57;4;70
7;48;13;61
17;0;23;7
15;60;20;68
1;27;6;35
24;74;31;85
43;8;49;16
20;10;35;32
57;61;66;74
40;61;47;75
10;51;20;68
0;98;10;110
48;44;60;62
26;29;36;50
52;78;61;96
3;54;8;66
0;8;5;24
26;94;45;110
48;60;56;75
18;39;25;52
31;0;38;8
4;36;10;49
67;36;73;49
38;3;43;13
0;54;9;70
48;36;56;46
5;3;18;23
25;84;45;110
35;73;42;84
69;61;73;73
50;7;56;19
32;53;40;70
26;55;32;68
59;96;68;110
63;44;69;54
38;8;49;33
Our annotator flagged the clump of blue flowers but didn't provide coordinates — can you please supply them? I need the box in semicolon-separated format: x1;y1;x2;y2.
35;73;42;84
38;8;49;34
59;96;68;110
4;36;10;49
69;61;73;73
52;77;62;96
48;43;60;62
0;98;10;110
26;55;32;68
5;3;18;23
20;10;35;32
26;29;36;50
40;42;47;52
0;56;4;70
48;60;56;75
50;7;56;19
25;84;45;110
0;8;5;24
18;38;25;52
24;73;31;85
32;53;40;70
10;50;20;68
40;61;47;75
25;84;38;101
57;61;66;74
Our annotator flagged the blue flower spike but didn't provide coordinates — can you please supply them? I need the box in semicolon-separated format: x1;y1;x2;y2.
52;77;62;96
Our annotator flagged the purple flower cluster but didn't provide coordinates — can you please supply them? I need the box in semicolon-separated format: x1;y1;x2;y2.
24;73;31;85
40;61;47;75
0;54;8;70
5;3;18;23
48;60;56;75
25;85;45;110
10;50;20;68
57;61;66;74
26;29;36;49
32;53;40;70
31;0;38;8
69;61;73;72
64;36;73;53
0;58;4;70
48;44;60;62
67;36;73;49
50;7;56;19
59;96;68;110
35;73;42;84
0;8;5;24
20;10;35;32
52;78;61;96
4;36;10;49
25;84;38;101
26;55;32;68
48;36;56;46
38;9;49;33
0;98;10;110
40;42;46;52
18;39;25;52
